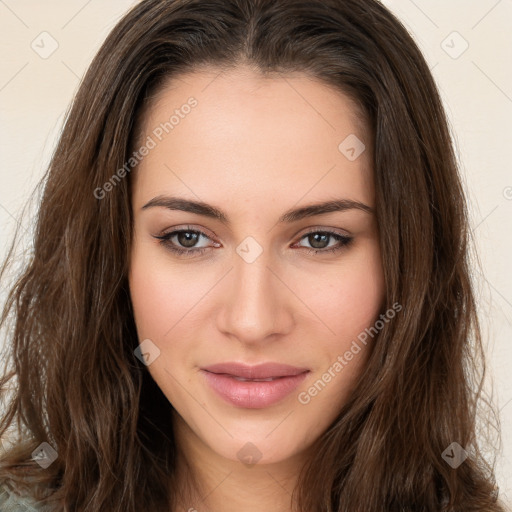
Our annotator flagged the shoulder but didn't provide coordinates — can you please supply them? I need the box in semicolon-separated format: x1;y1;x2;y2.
0;485;49;511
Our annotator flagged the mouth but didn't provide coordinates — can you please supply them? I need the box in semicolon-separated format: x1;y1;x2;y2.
201;361;310;379
224;376;285;382
200;362;310;408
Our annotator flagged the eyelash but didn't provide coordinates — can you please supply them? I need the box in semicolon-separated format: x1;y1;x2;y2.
153;226;353;258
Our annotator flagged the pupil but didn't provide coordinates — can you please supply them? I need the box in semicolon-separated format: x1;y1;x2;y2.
178;232;198;248
310;233;328;249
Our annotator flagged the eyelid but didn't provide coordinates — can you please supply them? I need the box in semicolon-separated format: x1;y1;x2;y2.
297;225;351;238
158;224;219;242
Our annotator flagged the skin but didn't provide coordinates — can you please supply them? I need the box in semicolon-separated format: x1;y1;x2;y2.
128;64;385;512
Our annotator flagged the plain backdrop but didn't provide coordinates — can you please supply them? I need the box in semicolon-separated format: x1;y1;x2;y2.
0;0;510;506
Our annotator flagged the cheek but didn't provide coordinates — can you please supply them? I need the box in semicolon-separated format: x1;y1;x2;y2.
129;262;170;339
128;241;214;340
338;264;384;335
297;244;385;344
294;248;385;410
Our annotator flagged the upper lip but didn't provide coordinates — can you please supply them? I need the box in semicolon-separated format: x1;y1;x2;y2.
201;362;310;379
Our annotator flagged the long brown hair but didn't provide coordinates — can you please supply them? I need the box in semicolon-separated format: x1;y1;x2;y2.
0;0;506;510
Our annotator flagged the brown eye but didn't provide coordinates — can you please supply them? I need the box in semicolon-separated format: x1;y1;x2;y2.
153;228;217;258
176;231;201;248
295;231;353;254
308;232;330;249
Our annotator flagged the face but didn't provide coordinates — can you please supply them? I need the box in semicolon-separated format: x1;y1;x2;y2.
128;65;385;466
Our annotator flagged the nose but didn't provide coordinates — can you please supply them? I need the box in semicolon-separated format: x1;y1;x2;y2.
216;247;294;346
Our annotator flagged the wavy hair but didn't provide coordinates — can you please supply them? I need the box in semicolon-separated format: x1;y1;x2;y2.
0;0;506;510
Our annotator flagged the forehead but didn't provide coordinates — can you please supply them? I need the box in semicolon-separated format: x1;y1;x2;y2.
132;65;374;209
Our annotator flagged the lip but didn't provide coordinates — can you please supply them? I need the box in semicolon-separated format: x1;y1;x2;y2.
201;362;309;379
200;362;310;409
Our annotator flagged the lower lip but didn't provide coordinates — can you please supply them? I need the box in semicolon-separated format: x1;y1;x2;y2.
201;370;309;409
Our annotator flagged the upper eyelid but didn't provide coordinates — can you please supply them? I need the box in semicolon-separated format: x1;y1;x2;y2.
159;225;215;240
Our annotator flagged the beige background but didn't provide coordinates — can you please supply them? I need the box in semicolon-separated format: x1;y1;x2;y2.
0;0;510;505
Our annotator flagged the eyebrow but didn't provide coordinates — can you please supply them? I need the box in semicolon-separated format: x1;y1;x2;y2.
141;195;374;224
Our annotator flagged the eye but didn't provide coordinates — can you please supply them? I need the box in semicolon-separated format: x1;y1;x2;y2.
153;226;219;258
293;230;353;255
152;227;353;258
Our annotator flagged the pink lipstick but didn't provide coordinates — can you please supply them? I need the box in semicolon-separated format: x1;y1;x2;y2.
200;362;309;409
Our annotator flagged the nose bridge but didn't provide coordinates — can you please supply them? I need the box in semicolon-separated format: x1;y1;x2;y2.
217;242;292;343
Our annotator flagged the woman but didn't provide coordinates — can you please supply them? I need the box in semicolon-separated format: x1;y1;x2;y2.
0;0;506;510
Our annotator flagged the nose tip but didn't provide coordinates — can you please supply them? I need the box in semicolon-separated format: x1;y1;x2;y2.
216;249;294;345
